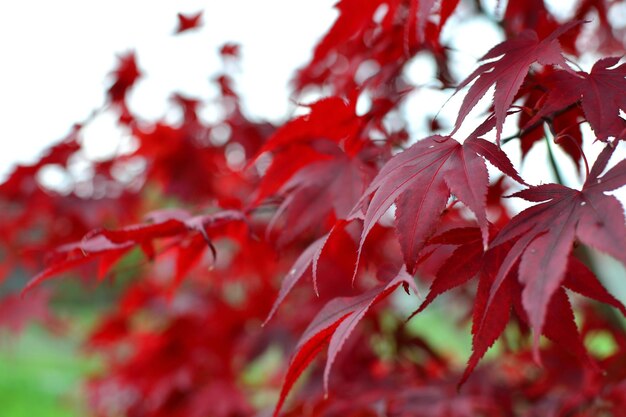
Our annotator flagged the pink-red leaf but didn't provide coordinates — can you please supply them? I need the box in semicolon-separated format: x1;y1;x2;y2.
273;267;415;416
264;235;328;325
451;21;580;143
526;57;626;141
564;257;626;317
354;135;492;274
486;144;626;353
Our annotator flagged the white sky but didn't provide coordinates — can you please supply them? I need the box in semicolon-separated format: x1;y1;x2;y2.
0;0;337;177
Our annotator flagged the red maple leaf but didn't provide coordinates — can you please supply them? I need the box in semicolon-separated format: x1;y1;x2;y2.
267;143;376;246
463;252;596;385
295;0;460;93
353;120;523;275
255;96;363;157
23;209;247;293
219;43;240;58
254;96;378;245
451;21;580;143
484;143;626;353
525;57;626;141
273;266;416;417
107;52;141;104
174;11;203;34
407;226;625;385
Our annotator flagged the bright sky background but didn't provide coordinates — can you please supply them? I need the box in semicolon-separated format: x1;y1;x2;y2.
0;0;337;177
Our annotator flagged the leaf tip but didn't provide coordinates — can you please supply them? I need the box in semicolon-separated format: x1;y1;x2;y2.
531;331;543;367
262;304;278;327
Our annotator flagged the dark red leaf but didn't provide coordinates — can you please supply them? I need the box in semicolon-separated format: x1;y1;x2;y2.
451;21;581;143
264;235;328;325
354;134;492;275
274;267;416;416
564;257;626;317
525;57;626;141
411;227;483;318
107;52;141;104
486;144;626;353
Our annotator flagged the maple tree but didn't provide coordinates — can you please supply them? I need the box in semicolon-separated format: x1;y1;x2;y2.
2;1;626;416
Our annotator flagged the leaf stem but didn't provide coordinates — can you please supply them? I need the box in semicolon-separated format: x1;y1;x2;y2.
544;123;565;185
556;133;590;180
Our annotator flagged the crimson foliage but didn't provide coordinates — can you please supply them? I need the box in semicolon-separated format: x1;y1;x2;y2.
2;1;626;416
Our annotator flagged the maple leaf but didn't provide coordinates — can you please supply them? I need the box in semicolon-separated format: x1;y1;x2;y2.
502;0;581;51
219;43;240;58
515;67;586;168
519;100;585;168
273;266;416;417
354;122;523;275
309;0;382;64
451;21;580;143
408;0;460;45
174;11;203;34
263;235;329;324
294;0;460;93
0;135;80;198
24;209;247;293
409;226;625;385
23;236;134;295
267;144;376;246
107;52;141;104
525;57;626;141
462;248;603;385
408;227;484;319
563;257;626;317
255;96;363;156
484;143;626;353
572;0;626;55
254;96;378;245
264;219;369;328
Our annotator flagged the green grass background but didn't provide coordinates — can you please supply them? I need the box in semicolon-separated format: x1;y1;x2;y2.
0;317;99;417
